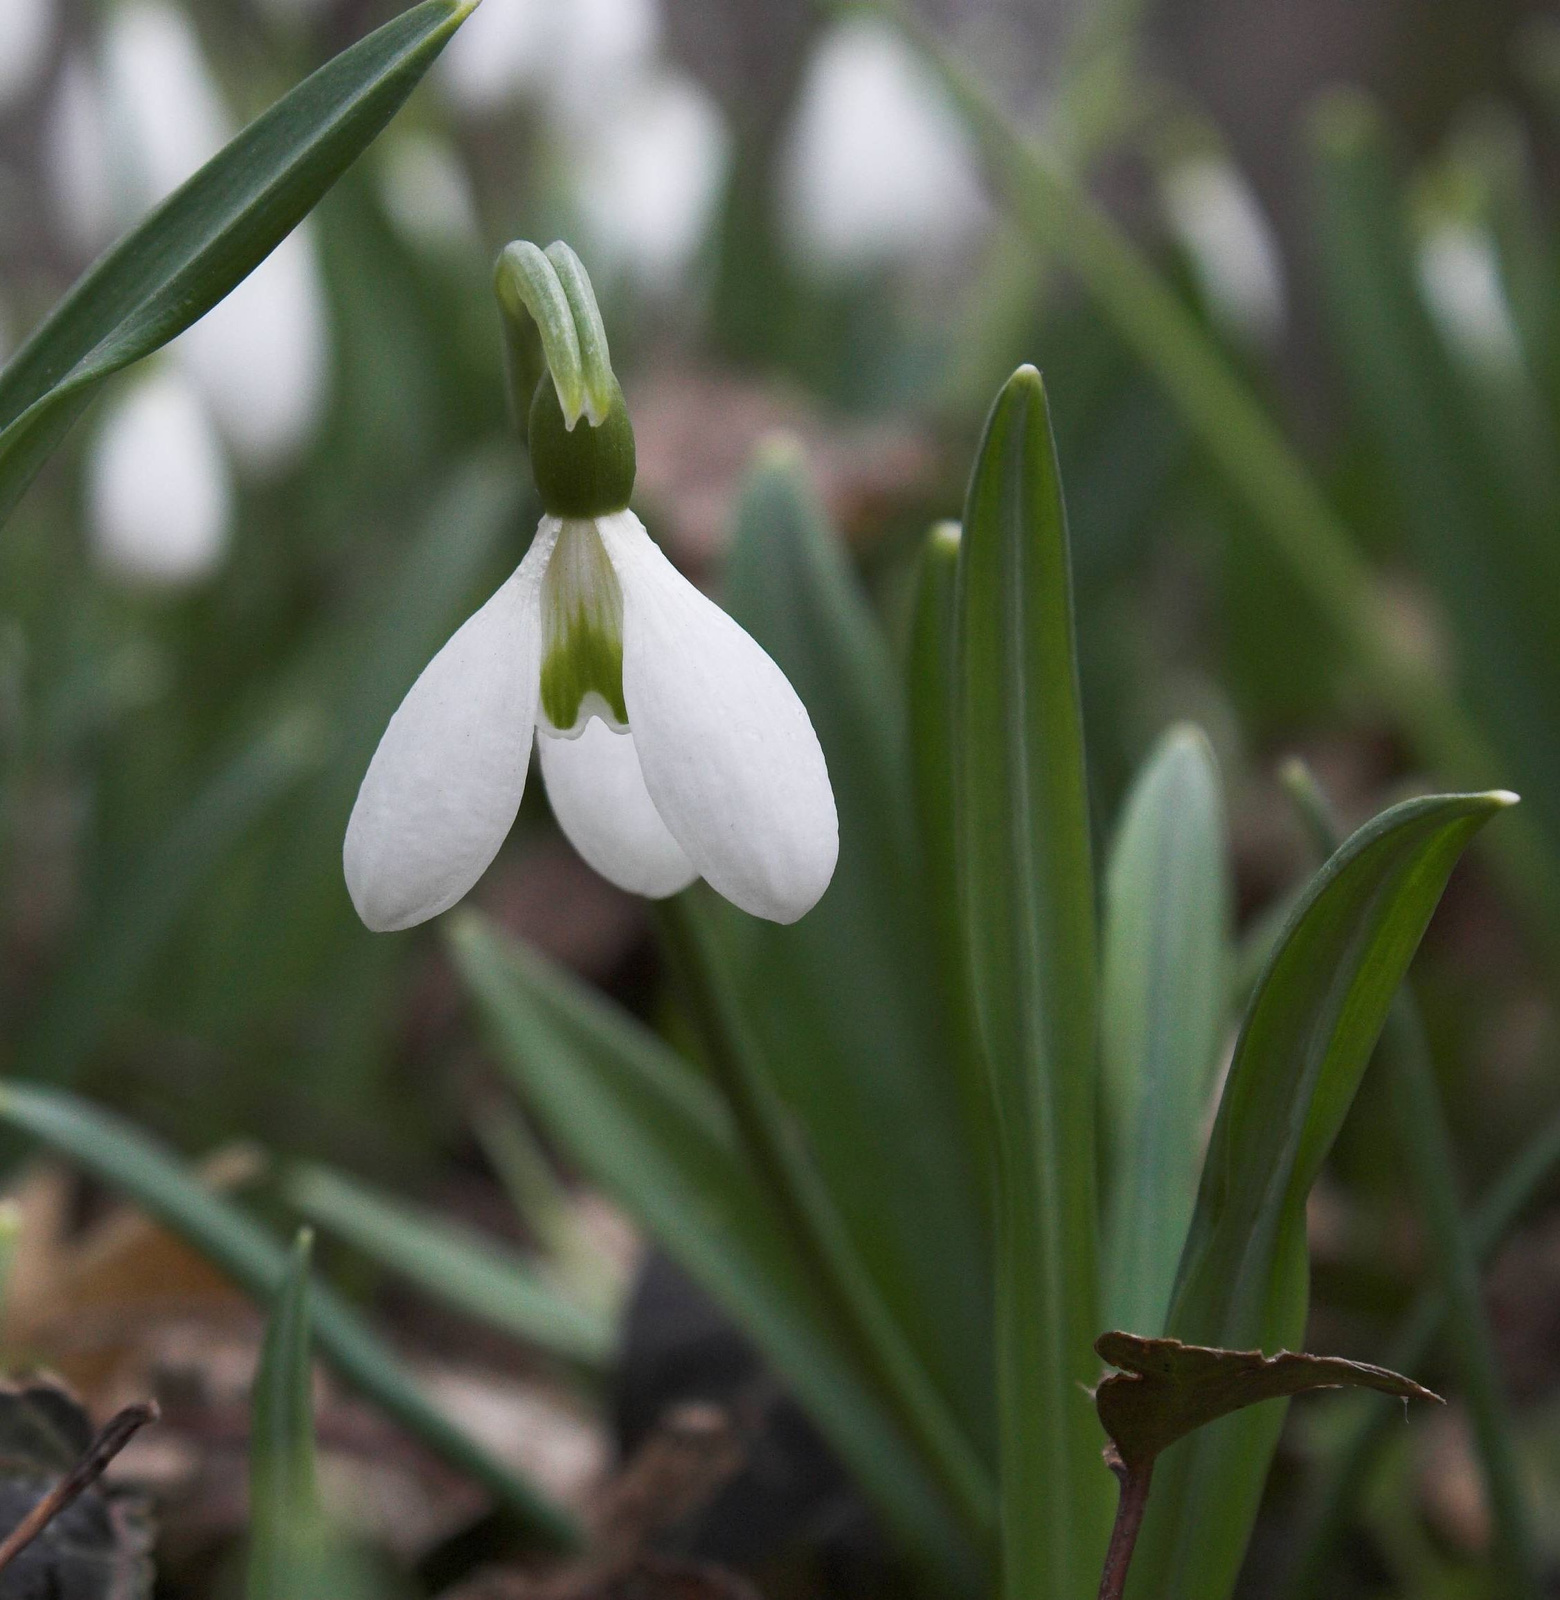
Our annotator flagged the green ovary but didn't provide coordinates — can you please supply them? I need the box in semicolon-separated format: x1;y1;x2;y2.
538;520;629;734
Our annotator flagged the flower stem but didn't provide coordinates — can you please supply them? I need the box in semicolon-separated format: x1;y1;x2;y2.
653;896;995;1551
1096;1447;1154;1600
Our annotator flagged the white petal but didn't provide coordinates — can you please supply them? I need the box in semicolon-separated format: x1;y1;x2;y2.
87;365;231;586
343;525;558;932
597;511;838;923
538;722;696;898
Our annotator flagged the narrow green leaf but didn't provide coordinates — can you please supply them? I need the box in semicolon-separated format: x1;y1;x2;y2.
447;913;979;1594
248;1230;320;1600
13;713;322;1089
892;12;1560;945
1310;93;1560;868
1127;789;1517;1600
1282;1100;1560;1600
0;1083;578;1552
720;450;994;1464
287;1163;616;1367
1102;726;1229;1337
955;366;1110;1600
0;0;476;526
907;520;997;1215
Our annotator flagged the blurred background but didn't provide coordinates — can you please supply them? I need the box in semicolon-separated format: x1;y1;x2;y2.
3;0;1560;1594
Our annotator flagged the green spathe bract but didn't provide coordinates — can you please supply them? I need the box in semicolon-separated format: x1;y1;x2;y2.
496;238;636;517
528;376;636;518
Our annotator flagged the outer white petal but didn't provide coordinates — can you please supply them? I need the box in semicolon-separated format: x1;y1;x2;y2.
538;721;696;898
597;511;838;923
343;525;558;932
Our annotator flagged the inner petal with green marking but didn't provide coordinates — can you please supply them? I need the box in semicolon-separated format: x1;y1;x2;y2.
538;518;629;736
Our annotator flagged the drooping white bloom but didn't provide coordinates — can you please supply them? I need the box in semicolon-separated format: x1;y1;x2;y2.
572;71;729;290
177;227;330;471
0;0;55;113
344;511;838;929
1418;221;1521;373
1161;155;1285;344
780;15;986;271
87;365;233;585
80;1;330;472
438;0;655;118
46;53;118;253
378;131;483;253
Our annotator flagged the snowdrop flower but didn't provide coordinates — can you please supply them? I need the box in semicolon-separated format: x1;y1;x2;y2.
572;70;728;290
345;243;837;930
378;130;482;254
439;0;654;119
0;0;55;113
87;363;233;585
1418;221;1521;373
780;15;985;271
1161;155;1285;344
56;2;328;475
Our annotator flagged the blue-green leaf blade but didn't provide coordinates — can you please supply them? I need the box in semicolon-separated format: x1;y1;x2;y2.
955;366;1111;1600
287;1163;616;1367
0;0;475;525
1102;725;1230;1337
1128;789;1517;1600
446;912;978;1593
0;1083;578;1551
720;450;993;1463
248;1230;320;1600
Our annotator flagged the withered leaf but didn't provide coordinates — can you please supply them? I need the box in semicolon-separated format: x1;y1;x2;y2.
0;1380;153;1600
1093;1331;1442;1472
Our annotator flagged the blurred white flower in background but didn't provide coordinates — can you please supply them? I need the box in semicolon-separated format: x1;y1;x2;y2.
572;72;728;290
378;130;482;254
780;16;986;272
87;364;233;586
1418;221;1521;373
46;56;117;253
438;0;655;119
1160;155;1286;344
0;0;55;112
45;0;331;583
440;0;726;291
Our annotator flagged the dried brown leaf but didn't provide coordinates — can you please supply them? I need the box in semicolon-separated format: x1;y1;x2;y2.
1093;1330;1442;1472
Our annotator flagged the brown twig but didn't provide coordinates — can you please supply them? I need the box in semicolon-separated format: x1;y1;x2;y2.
1097;1445;1153;1600
0;1400;159;1575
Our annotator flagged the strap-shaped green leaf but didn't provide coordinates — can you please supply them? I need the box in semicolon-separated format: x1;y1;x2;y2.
719;452;994;1470
447;913;980;1594
247;1231;319;1600
287;1163;616;1367
0;1084;578;1552
1101;726;1229;1338
1126;789;1516;1600
955;366;1112;1600
0;0;476;528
